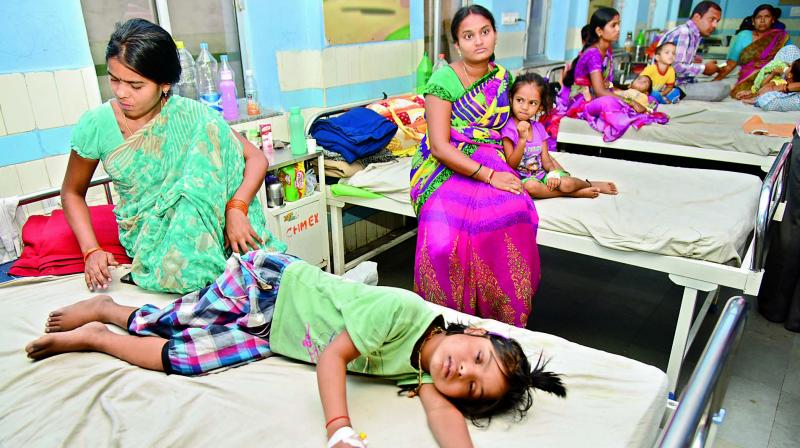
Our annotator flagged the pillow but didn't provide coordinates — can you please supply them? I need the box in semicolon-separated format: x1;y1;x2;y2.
366;95;427;157
9;205;132;277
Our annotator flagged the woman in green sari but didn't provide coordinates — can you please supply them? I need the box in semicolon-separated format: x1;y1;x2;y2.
62;19;284;293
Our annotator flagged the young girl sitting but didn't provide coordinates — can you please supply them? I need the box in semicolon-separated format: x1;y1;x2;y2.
502;73;618;199
25;251;566;448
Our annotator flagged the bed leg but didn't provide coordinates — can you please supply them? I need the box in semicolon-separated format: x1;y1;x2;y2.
667;286;699;396
329;204;346;275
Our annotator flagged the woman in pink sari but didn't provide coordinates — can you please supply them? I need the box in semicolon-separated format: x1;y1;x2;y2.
715;4;791;98
411;6;538;328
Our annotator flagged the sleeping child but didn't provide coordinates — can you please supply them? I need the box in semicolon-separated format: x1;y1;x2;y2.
502;72;618;199
25;250;567;448
617;75;656;113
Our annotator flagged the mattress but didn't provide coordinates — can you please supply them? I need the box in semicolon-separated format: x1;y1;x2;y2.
559;100;796;156
335;153;760;265
0;269;667;448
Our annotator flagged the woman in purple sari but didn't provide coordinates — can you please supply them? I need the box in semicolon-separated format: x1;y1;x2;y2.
552;8;620;132
410;6;538;328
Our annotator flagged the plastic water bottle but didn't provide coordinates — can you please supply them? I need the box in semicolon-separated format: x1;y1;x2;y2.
635;30;646;61
416;51;432;94
288;107;307;155
245;69;261;116
174;41;198;100
218;55;239;121
433;53;448;72
196;42;221;112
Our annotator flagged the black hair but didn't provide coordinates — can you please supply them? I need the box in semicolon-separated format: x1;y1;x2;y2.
563;7;619;88
655;41;676;55
691;1;722;19
580;24;591;46
790;59;800;82
739;4;780;34
437;322;566;427
509;72;555;115
105;18;181;86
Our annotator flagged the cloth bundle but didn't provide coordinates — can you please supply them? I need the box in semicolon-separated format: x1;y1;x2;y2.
310;108;398;163
579;96;669;142
366;94;427;157
9;205;132;277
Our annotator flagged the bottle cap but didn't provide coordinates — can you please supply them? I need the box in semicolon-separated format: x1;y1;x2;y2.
200;42;208;50
175;40;185;49
220;54;228;62
439;53;445;58
290;106;300;113
246;69;254;76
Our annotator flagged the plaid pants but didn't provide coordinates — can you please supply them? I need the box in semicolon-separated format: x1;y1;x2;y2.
128;251;299;375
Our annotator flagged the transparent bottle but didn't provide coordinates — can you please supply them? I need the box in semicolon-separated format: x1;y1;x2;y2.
196;42;221;112
174;41;197;100
623;32;633;55
432;53;448;72
218;55;239;121
244;69;261;116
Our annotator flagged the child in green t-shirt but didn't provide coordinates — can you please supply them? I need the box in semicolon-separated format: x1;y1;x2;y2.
25;250;566;448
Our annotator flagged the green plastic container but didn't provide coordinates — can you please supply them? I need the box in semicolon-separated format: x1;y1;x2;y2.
288;107;307;155
416;51;432;94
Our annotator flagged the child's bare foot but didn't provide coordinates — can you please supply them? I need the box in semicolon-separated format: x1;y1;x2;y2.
45;295;114;333
26;322;108;360
590;181;618;195
572;187;600;198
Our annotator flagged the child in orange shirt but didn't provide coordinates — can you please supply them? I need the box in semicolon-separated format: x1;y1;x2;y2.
642;42;684;104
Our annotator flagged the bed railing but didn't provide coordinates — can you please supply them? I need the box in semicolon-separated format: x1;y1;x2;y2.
656;296;749;448
753;133;794;271
17;176;114;207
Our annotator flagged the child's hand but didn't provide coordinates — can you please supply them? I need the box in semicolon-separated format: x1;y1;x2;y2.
516;120;531;140
546;176;561;191
328;427;368;448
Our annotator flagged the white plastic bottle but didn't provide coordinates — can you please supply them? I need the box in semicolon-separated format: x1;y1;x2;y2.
432;53;448;72
244;69;260;116
218;55;239;121
174;41;197;100
196;42;221;112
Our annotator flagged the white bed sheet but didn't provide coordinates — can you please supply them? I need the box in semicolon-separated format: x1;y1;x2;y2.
559;101;796;157
333;153;760;265
0;269;667;448
536;153;760;265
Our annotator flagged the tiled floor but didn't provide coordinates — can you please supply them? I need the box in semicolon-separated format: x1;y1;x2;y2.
370;238;800;448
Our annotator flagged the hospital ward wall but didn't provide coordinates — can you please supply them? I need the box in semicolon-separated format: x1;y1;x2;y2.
697;0;800;45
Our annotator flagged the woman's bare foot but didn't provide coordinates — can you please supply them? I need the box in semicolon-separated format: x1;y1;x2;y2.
45;295;114;333
571;187;600;198
590;181;618;195
26;322;109;360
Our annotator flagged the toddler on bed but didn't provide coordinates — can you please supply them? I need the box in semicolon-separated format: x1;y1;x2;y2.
502;73;618;199
617;75;656;113
25;251;566;448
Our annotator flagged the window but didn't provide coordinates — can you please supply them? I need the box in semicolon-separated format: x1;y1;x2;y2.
524;0;550;64
80;0;245;101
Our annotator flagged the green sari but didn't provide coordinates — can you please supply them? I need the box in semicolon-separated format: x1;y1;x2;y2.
71;96;285;293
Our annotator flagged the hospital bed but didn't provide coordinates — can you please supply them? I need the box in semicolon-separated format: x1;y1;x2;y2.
315;104;791;396
0;162;754;447
558;99;798;172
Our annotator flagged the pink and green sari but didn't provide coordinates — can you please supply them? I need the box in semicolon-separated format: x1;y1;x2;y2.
410;64;540;327
731;28;790;98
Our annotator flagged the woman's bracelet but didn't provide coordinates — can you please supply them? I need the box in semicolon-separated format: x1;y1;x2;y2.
225;198;249;215
486;168;496;184
325;415;350;429
82;246;104;263
469;164;483;178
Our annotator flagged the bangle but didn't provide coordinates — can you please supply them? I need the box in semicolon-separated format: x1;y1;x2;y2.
486;169;495;184
82;246;104;263
469;164;483;178
225;198;249;215
325;415;350;429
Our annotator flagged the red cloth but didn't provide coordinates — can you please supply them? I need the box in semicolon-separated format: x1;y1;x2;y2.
9;205;132;277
